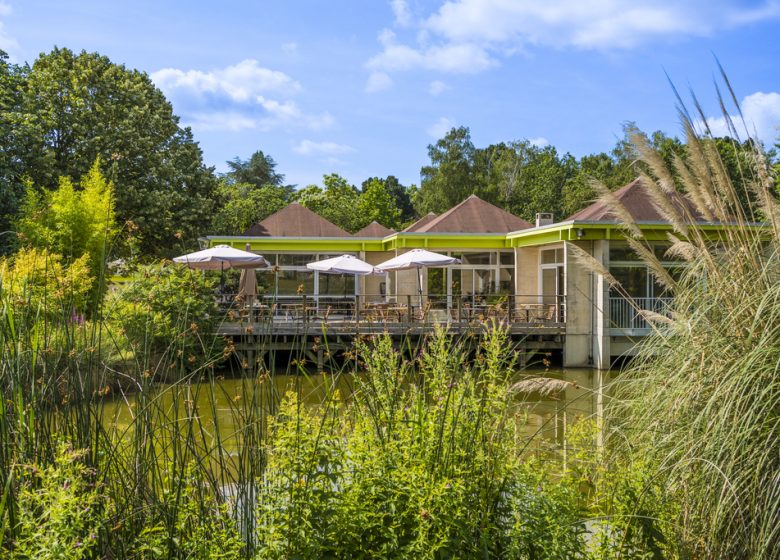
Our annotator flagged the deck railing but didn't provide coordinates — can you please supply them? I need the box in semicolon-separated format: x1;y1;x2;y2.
609;297;674;330
217;293;566;326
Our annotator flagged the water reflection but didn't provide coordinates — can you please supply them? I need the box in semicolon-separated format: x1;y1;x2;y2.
103;368;598;451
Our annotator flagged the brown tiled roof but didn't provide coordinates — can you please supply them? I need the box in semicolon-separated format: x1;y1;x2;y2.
354;221;395;237
403;212;438;232
244;202;351;237
566;178;702;223
414;195;532;234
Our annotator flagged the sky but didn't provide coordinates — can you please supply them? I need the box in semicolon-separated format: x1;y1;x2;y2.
1;0;779;189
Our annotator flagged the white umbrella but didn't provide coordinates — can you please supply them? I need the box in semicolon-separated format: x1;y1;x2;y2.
174;244;270;291
173;244;270;270
375;249;460;307
306;254;381;276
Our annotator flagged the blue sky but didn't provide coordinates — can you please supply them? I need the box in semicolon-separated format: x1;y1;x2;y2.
1;0;779;188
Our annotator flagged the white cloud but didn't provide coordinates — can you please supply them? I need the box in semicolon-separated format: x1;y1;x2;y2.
152;60;333;132
152;59;299;102
294;140;355;156
367;28;495;74
367;1;780;79
427;116;455;138
428;80;448;96
426;0;780;50
281;42;298;54
391;0;412;26
529;137;550;148
701;91;780;144
366;71;394;92
185;111;258;132
0;2;19;58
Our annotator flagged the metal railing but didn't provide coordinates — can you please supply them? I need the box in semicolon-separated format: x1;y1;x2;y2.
609;297;674;330
217;293;567;325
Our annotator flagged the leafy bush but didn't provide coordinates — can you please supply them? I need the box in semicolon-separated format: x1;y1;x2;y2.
0;247;94;322
256;329;589;559
106;262;220;365
10;444;104;560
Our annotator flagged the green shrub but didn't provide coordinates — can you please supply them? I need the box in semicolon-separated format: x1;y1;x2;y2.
11;444;104;560
106;262;220;366
256;329;589;559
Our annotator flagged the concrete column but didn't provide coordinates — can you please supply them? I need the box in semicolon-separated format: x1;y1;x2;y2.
592;239;611;371
563;241;593;367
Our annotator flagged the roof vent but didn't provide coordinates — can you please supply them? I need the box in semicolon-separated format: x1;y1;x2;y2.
535;213;554;227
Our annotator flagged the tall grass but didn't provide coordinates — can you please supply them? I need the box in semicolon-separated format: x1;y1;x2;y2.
601;75;780;559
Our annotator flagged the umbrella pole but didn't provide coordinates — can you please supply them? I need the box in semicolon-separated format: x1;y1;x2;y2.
418;268;424;311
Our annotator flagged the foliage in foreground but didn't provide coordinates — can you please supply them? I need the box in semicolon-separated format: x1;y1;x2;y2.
598;84;780;559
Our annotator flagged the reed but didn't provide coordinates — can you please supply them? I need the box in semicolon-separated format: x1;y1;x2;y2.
606;76;780;559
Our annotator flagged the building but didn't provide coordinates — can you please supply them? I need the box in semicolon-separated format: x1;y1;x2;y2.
205;179;722;370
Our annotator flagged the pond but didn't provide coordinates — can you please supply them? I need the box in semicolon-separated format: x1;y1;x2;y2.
101;368;600;456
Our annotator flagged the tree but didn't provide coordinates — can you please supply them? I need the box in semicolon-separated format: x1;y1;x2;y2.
7;47;217;256
0;50;25;254
490;141;577;222
417;127;483;214
358;179;402;230
18;160;116;280
224;150;286;188
296;174;363;232
361;176;415;222
211;181;292;235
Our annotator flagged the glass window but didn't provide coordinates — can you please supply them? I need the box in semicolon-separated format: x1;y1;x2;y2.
652;245;683;262
318;273;355;296
427;268;446;296
610;266;648;298
278;253;316;267
609;246;639;262
463;252;491;265
276;270;315;295
499;267;514;292
541;248;563;264
500;252;514;265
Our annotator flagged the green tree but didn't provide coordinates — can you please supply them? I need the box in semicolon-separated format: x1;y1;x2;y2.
361;175;414;222
296;174;362;232
0;50;25;254
490;141;577;222
211;180;292;235
18;159;116;278
8;47;217;256
224;150;286;187
417;126;483;214
357;179;402;230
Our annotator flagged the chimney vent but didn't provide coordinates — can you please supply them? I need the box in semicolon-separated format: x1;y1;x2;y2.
535;213;554;227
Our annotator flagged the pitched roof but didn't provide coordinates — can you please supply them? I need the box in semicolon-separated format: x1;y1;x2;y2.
566;178;702;223
354;221;395;238
244;202;351;237
413;195;532;234
403;212;438;232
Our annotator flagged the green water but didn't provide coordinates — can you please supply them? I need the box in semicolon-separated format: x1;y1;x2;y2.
102;368;599;451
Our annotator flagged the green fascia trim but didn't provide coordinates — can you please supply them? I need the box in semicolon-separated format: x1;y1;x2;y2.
208;233;511;252
507;221;754;247
206;236;387;252
383;233;510;250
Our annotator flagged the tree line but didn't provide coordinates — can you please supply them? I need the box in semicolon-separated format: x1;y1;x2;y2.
1;47;776;259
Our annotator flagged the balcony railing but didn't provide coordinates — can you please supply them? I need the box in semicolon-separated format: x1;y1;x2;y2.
609;297;674;330
216;293;566;326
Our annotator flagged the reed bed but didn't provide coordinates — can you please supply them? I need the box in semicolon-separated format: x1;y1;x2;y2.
600;75;780;559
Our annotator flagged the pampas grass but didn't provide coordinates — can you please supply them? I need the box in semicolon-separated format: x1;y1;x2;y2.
607;75;780;559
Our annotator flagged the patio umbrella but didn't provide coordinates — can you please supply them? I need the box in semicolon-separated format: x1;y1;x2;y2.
375;249;460;307
238;268;258;306
173;244;270;289
306;254;381;276
307;254;383;301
